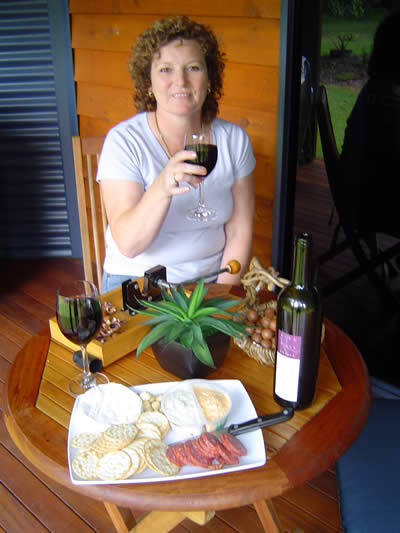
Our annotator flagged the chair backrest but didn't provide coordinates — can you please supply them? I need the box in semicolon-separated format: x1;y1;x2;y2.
72;136;106;291
316;85;342;210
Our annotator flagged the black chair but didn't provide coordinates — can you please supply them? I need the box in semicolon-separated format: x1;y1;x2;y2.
315;85;400;306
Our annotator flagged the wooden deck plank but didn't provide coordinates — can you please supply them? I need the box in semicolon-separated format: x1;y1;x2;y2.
0;332;21;363
0;443;95;532
0;484;49;533
0;415;116;532
0;316;31;349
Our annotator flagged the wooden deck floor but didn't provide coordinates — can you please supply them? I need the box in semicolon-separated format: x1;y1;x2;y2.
0;159;355;533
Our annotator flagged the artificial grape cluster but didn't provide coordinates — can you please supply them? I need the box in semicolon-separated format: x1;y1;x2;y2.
244;306;277;350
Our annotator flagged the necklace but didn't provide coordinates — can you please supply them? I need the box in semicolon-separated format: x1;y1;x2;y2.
154;112;173;159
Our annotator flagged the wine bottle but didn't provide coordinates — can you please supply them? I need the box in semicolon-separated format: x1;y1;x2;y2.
273;232;323;410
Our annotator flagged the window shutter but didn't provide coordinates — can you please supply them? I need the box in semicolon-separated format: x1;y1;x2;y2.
0;0;77;258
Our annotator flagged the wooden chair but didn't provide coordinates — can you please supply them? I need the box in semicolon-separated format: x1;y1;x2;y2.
315;85;400;306
72;136;106;291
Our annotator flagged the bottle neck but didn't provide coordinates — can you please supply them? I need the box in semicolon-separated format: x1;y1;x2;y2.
291;233;312;288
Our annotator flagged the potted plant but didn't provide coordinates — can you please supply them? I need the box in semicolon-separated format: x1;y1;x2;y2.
135;280;249;379
329;33;353;58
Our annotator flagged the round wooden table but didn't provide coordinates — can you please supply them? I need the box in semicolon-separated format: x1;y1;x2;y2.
3;317;370;533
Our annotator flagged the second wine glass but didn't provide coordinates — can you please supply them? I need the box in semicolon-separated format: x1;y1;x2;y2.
185;130;218;222
56;279;109;396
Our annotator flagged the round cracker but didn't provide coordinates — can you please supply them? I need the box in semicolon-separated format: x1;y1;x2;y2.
121;447;142;478
144;440;180;476
89;434;120;455
97;450;132;481
103;423;138;448
136;421;161;440
136;411;170;439
72;449;99;480
126;437;149;453
123;446;146;476
71;432;100;450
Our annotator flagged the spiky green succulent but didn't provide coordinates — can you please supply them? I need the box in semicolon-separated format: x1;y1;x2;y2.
135;280;248;368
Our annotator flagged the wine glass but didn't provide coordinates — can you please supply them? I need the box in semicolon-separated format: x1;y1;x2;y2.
56;280;109;396
185;130;218;221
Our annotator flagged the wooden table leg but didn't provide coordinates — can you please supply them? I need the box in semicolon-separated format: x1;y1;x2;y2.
104;502;215;533
253;499;284;533
104;502;136;533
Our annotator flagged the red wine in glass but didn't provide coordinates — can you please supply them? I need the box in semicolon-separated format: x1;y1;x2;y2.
56;280;109;396
184;143;218;176
56;297;102;345
185;131;218;221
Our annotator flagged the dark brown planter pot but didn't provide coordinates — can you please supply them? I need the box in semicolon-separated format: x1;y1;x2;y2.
329;49;352;58
152;331;231;379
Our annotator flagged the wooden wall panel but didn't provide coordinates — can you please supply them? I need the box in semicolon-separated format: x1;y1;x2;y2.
69;0;281;20
74;50;279;114
69;0;281;268
71;15;280;67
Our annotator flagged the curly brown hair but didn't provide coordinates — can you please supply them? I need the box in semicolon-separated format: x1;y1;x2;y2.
128;16;225;123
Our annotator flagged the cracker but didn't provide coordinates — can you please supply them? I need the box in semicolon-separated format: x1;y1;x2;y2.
144;440;180;476
126;437;149;452
97;450;132;481
123;447;145;477
136;421;162;440
70;432;100;450
89;434;120;455
72;449;99;480
125;438;150;473
103;423;138;448
136;411;170;439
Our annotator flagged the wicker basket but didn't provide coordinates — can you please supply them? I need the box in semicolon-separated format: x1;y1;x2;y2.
234;257;324;366
233;257;289;366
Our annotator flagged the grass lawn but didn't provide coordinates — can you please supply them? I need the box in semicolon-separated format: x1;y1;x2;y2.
315;85;359;159
315;8;388;159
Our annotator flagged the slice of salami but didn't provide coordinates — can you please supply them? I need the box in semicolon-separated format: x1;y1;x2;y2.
166;445;185;466
184;440;212;467
194;436;217;458
216;441;239;465
198;432;219;455
174;442;190;465
220;433;248;456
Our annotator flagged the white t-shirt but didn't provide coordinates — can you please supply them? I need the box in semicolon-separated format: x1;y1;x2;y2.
96;113;256;283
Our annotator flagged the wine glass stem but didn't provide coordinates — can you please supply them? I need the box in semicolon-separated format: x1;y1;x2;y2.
198;182;205;206
80;344;92;387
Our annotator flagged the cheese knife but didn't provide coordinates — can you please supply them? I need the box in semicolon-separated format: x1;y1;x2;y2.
210;407;294;438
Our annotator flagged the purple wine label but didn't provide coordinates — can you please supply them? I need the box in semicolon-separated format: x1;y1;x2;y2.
277;330;302;359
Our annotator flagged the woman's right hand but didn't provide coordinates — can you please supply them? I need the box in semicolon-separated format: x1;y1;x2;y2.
159;149;207;197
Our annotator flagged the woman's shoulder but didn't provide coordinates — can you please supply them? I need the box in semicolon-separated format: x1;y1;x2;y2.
212;117;250;140
106;112;147;137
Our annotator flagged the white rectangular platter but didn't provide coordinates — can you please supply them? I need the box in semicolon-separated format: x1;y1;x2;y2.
68;379;266;485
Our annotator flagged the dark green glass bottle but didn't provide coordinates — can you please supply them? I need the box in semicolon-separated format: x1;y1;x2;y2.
273;233;323;410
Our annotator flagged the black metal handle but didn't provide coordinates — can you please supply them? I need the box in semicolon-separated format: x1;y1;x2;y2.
227;408;294;436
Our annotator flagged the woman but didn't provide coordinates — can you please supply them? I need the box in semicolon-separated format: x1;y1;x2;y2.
97;16;256;293
340;9;400;236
